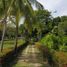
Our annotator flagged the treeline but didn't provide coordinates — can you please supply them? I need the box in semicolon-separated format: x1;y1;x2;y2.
40;15;67;51
0;10;67;42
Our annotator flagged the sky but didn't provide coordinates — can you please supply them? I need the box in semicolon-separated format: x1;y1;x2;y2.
37;0;67;17
19;0;67;24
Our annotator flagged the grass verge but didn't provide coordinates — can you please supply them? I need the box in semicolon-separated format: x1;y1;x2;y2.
0;39;25;57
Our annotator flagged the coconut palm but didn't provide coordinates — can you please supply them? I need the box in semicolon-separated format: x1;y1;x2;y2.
0;0;44;52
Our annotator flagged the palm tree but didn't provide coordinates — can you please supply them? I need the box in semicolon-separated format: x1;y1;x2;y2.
0;0;8;52
0;0;44;52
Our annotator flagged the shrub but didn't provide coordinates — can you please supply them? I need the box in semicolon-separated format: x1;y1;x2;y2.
53;51;67;67
60;45;67;52
35;42;58;67
40;33;62;50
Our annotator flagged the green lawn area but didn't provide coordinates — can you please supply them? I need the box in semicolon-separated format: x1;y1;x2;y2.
0;39;25;57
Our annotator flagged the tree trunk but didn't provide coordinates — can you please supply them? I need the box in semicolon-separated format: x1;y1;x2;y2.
15;12;19;51
1;21;6;52
15;22;18;51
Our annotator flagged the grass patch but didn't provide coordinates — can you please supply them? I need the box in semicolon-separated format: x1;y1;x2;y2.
0;39;25;57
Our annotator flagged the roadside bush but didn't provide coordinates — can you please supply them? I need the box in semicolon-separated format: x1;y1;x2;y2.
40;33;61;50
35;42;58;67
53;51;67;67
60;45;67;52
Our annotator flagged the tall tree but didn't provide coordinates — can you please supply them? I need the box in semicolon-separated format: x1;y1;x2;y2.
33;10;52;40
0;0;44;51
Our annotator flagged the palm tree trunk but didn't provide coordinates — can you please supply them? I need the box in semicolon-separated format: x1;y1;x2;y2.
15;12;19;51
15;22;18;51
1;21;6;52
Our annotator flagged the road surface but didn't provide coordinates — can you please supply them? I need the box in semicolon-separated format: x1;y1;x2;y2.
13;45;50;67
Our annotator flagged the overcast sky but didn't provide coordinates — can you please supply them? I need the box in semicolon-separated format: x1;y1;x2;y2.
37;0;67;17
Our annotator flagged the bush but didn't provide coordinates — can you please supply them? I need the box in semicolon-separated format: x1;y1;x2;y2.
53;51;67;67
35;42;58;67
40;33;62;50
60;45;67;52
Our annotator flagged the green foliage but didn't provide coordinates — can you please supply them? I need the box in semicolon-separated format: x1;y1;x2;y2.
31;10;53;40
60;45;67;52
53;16;67;26
51;18;67;51
6;25;16;39
34;10;52;31
41;33;62;50
0;39;25;57
40;32;67;52
53;17;61;26
41;33;53;49
63;36;67;45
58;21;67;36
0;23;3;40
35;42;57;66
61;16;67;22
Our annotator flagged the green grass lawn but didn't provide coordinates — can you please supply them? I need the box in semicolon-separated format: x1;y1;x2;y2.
0;39;25;57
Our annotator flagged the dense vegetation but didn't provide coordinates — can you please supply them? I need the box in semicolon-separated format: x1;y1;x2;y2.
0;0;67;67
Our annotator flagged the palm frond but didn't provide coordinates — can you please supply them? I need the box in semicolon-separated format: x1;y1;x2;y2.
28;0;44;10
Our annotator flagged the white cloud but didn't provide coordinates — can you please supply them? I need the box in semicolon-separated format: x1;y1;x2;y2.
37;0;67;17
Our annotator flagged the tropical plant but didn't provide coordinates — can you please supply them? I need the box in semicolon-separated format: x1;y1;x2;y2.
0;0;44;52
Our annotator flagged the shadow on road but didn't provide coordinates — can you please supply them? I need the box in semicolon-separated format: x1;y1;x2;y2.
2;42;28;67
